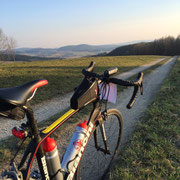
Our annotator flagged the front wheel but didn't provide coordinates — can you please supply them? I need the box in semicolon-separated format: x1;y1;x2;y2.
76;109;123;180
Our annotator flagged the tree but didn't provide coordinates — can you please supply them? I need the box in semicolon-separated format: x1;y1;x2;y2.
175;35;180;55
0;29;6;60
6;36;17;61
107;35;180;56
0;28;17;61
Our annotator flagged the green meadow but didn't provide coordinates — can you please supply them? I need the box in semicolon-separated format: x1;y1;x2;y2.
0;56;163;104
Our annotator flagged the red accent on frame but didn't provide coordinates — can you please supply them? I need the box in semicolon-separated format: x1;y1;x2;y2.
32;80;48;92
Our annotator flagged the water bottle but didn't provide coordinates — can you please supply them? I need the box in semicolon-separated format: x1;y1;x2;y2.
61;120;88;171
42;137;63;180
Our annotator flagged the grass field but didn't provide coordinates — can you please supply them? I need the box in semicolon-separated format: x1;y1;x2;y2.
109;57;180;179
0;56;164;104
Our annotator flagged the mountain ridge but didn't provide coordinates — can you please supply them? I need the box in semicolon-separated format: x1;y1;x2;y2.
14;41;149;59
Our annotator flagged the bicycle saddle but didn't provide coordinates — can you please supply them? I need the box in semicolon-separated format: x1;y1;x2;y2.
0;79;48;106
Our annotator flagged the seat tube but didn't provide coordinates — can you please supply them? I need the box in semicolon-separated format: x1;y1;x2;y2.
25;107;50;180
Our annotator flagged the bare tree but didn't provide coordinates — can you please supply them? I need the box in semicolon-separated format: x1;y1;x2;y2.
0;28;17;61
0;29;6;60
0;29;6;49
6;37;17;61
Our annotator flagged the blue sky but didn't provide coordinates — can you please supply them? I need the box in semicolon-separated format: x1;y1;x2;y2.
1;0;180;48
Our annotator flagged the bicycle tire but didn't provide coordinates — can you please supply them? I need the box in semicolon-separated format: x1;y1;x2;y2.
75;109;123;180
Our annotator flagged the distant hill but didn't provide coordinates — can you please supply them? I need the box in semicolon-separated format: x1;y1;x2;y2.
14;48;59;58
14;41;152;59
107;36;180;56
107;44;138;56
14;44;119;59
57;44;118;52
1;54;60;62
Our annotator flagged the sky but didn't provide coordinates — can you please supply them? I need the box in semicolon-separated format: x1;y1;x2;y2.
0;0;180;48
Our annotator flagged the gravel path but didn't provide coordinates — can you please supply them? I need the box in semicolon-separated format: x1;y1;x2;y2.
110;56;177;146
57;56;178;180
0;57;171;140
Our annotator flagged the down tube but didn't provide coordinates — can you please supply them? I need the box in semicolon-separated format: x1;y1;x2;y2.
64;104;101;179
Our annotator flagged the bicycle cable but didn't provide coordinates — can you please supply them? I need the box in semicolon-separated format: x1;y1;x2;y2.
100;81;111;114
10;137;27;165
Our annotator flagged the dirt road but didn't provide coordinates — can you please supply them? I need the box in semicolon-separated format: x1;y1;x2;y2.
112;56;177;145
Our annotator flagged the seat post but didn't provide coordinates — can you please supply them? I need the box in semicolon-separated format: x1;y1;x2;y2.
25;106;49;179
25;106;41;142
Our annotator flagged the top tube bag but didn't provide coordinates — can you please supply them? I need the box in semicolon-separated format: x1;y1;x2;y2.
70;78;98;110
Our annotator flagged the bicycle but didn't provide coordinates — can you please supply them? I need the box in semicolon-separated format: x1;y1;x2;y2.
1;61;143;180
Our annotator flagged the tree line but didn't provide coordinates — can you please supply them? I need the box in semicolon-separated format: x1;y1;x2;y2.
0;28;16;61
108;35;180;56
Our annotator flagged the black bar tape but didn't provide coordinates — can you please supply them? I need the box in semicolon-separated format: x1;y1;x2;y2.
84;61;95;72
82;69;98;78
109;78;137;86
126;86;139;109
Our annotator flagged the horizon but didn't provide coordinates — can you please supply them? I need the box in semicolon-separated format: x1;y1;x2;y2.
1;0;180;48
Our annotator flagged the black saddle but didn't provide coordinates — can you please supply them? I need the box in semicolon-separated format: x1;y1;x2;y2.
0;79;48;120
0;79;48;106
